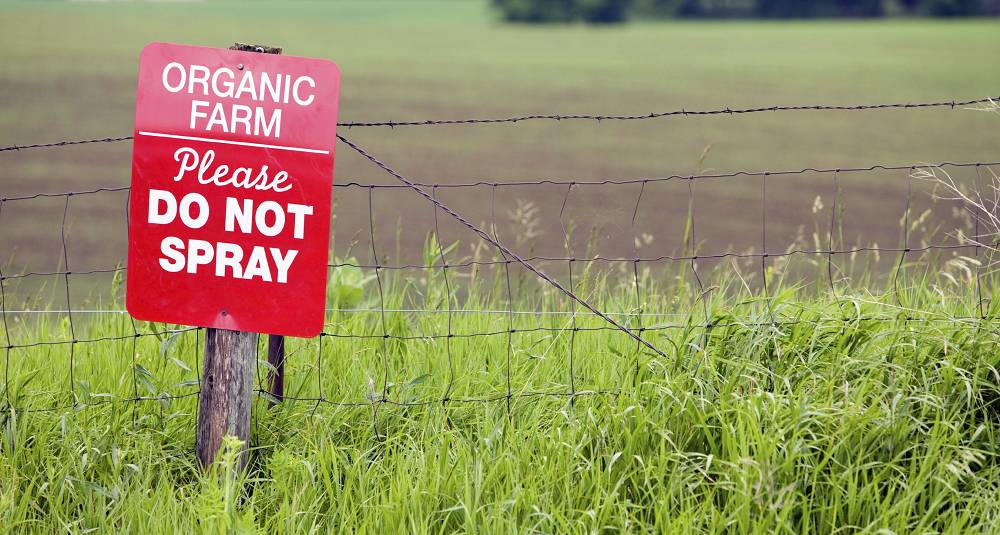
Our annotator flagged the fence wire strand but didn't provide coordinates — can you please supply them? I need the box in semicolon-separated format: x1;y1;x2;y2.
2;95;996;153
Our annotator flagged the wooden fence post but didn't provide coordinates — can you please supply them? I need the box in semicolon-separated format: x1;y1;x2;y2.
197;328;258;469
195;42;283;470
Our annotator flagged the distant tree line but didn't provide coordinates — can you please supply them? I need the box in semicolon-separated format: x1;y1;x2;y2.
492;0;1000;23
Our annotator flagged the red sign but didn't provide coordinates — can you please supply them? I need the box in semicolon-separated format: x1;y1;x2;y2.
126;42;340;337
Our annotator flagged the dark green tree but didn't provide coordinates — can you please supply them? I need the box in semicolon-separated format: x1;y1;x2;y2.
579;0;632;22
493;0;632;23
921;0;982;15
491;0;577;22
755;0;883;17
633;0;706;17
836;0;885;16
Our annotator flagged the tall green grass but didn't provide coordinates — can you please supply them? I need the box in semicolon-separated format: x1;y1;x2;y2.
1;243;998;533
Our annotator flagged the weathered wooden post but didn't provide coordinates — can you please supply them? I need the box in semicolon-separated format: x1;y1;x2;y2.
197;327;258;469
195;43;284;469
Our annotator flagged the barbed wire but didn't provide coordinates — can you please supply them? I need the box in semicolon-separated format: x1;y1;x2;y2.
1;94;996;153
0;136;134;153
339;95;1000;127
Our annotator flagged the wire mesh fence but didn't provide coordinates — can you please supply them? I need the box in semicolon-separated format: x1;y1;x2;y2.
1;95;998;435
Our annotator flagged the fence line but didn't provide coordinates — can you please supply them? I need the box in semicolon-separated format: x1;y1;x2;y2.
339;96;1000;127
0;242;983;284
5;308;999;414
4;159;997;203
1;94;997;427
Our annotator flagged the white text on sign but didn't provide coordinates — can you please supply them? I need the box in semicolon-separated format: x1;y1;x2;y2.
161;63;317;139
144;144;316;284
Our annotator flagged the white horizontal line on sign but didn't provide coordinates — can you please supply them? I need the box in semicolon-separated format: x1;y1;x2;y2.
137;131;330;154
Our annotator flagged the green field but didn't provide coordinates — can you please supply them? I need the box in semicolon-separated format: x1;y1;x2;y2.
1;1;999;280
2;1;1000;533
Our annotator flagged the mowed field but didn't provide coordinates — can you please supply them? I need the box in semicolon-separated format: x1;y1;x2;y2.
1;1;999;302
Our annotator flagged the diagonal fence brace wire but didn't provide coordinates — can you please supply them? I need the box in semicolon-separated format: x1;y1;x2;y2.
335;133;672;361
